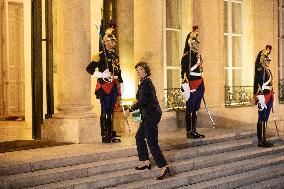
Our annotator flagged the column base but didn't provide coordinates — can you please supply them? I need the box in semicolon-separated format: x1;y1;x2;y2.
159;110;178;133
41;113;100;143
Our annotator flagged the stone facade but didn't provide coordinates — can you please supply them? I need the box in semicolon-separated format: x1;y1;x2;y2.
0;0;283;142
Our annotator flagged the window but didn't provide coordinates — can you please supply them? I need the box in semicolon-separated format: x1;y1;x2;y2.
224;0;244;87
224;0;253;107
163;0;184;110
164;0;182;90
278;0;284;103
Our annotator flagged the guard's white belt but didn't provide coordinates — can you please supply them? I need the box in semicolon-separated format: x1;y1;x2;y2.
190;72;201;76
262;85;271;90
191;64;198;71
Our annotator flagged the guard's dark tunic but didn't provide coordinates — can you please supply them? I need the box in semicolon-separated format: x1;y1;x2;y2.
181;50;204;112
86;49;123;113
86;50;123;98
253;49;274;121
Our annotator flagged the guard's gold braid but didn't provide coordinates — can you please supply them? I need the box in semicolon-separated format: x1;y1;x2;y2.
91;51;103;62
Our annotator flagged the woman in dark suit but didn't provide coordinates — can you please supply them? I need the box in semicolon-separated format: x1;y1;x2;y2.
125;62;171;180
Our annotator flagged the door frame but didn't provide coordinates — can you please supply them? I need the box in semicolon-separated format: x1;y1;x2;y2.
31;0;54;139
31;0;42;139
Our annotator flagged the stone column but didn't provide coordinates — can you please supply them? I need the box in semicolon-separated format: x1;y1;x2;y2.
42;0;99;143
133;0;164;104
193;0;224;107
133;0;176;132
0;0;5;115
117;0;134;97
188;0;225;128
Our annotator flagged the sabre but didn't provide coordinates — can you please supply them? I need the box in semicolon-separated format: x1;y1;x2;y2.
203;97;216;128
271;107;279;138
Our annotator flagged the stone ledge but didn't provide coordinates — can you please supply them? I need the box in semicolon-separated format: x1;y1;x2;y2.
42;117;100;144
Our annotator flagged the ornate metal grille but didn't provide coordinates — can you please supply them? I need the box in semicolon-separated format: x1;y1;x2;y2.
164;88;186;110
279;79;284;103
164;86;254;110
225;86;254;107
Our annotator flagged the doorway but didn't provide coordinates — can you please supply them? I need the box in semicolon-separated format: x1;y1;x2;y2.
0;2;25;120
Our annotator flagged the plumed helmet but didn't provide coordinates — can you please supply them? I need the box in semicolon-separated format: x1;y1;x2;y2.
103;27;116;41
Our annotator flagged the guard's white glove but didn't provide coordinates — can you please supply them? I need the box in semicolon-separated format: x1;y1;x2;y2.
92;69;111;79
92;71;102;78
181;83;196;101
120;83;124;96
257;95;267;111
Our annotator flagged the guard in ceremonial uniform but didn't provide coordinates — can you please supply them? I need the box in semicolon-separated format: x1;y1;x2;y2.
181;26;205;139
86;28;123;143
253;45;273;148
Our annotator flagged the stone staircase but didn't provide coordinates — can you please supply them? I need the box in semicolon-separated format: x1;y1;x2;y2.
1;132;284;189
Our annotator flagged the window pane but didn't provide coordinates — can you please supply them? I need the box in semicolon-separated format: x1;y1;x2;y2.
224;1;228;33
232;2;242;34
282;9;284;36
280;68;284;79
232;36;242;67
282;39;284;68
232;69;242;86
224;36;229;67
225;69;229;86
166;0;180;29
224;69;242;86
166;30;180;67
167;69;180;88
280;39;284;68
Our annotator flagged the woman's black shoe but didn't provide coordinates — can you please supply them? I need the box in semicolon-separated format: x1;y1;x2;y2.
187;132;199;139
135;163;151;170
156;166;171;180
194;132;205;138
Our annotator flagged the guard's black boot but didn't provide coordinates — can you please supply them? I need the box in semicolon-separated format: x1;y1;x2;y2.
112;131;121;138
185;112;199;138
192;112;205;138
257;120;266;147
185;112;192;138
107;113;121;143
101;113;110;143
262;121;273;148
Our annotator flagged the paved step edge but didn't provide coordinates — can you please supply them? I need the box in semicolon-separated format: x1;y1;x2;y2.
185;163;284;189
23;145;284;189
0;138;257;188
236;175;284;189
108;151;284;189
0;132;256;177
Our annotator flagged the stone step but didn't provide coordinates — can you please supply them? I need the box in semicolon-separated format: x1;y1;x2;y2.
0;132;255;177
170;137;254;161
25;141;284;189
182;163;284;189
236;175;284;189
0;137;259;189
111;151;284;189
